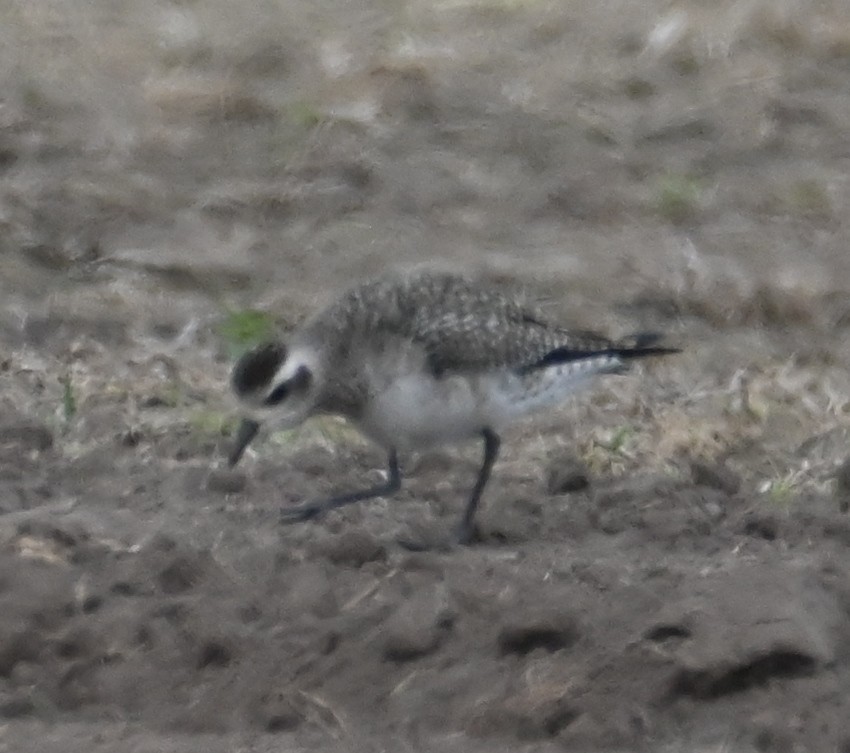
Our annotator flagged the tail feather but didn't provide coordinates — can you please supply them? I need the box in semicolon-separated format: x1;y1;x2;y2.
523;333;679;373
615;344;681;360
612;331;680;359
617;331;664;349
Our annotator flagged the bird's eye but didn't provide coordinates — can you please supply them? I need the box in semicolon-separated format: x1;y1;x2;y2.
264;365;312;406
265;382;289;406
290;365;312;392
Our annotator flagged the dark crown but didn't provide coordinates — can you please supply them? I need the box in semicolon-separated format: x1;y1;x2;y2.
231;341;287;398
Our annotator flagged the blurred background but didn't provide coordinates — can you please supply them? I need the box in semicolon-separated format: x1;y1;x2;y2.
3;0;850;321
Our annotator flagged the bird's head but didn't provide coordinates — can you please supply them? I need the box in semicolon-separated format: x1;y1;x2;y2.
227;340;320;466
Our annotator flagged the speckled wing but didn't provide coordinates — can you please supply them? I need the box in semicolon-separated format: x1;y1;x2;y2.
400;276;620;376
309;272;676;377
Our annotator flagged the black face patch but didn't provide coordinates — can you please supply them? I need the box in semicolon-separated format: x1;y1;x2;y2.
231;341;286;398
265;381;289;406
290;364;312;393
264;365;312;407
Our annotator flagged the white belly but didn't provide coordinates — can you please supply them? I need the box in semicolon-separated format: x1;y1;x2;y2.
356;358;614;450
358;373;484;450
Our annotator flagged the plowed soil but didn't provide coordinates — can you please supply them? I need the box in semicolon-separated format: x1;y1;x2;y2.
3;0;850;750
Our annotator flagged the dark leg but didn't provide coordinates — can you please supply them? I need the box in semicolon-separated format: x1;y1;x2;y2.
280;450;401;524
456;429;501;544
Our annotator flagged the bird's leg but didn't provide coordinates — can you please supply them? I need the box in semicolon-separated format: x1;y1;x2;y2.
456;428;501;544
280;450;401;523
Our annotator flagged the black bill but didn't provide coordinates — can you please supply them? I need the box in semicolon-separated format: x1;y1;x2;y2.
228;418;261;467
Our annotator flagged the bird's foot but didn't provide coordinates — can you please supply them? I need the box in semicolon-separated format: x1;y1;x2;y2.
455;521;478;546
279;502;326;524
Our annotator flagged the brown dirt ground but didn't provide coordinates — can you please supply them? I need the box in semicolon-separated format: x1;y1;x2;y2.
3;0;850;750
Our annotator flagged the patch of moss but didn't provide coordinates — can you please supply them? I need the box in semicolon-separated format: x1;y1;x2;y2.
787;179;831;217
655;173;701;223
189;409;236;437
218;309;277;358
60;374;77;423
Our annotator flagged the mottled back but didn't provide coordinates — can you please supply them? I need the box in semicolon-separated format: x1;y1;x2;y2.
300;272;618;376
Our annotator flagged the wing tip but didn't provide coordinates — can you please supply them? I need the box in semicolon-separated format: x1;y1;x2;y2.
615;331;681;359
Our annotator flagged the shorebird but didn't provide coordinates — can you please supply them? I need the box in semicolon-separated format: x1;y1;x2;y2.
228;271;678;544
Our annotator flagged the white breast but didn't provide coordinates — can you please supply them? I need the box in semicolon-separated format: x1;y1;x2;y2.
358;373;484;450
355;355;620;451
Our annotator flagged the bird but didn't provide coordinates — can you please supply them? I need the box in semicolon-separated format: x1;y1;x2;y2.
227;271;678;544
